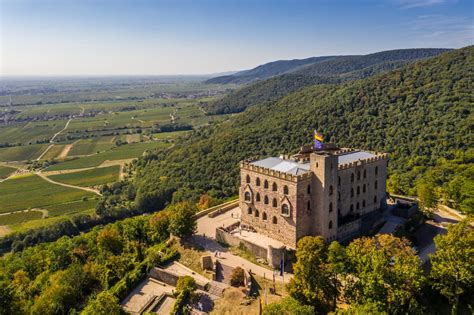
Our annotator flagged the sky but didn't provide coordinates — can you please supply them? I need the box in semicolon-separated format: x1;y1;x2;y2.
1;0;473;76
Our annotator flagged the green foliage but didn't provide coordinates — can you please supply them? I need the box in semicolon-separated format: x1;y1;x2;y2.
430;220;474;313
172;276;197;315
168;202;197;239
230;266;245;287
344;234;424;313
49;165;120;187
288;236;333;313
81;291;121;315
132;47;472;209
263;296;315;315
338;301;388;315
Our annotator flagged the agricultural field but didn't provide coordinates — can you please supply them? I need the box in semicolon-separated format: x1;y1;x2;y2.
0;211;43;226
48;141;171;170
48;165;120;187
152;130;191;139
0;144;48;162
67;136;117;156
0;174;96;214
0;165;16;179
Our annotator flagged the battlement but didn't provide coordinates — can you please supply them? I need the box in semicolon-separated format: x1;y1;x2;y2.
338;152;388;170
240;161;312;182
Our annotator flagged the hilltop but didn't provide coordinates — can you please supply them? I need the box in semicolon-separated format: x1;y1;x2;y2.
205;48;451;114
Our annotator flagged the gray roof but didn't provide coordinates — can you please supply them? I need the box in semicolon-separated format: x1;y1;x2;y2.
337;151;376;164
251;157;310;176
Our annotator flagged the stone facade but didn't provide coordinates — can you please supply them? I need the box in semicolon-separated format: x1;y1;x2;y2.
239;146;388;248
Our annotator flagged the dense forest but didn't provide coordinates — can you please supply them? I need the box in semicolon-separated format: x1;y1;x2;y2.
207;48;449;85
206;48;450;114
131;46;472;213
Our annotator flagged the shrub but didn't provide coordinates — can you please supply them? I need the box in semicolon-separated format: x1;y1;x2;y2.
230;267;245;287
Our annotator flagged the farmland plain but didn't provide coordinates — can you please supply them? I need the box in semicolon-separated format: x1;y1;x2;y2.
0;77;233;234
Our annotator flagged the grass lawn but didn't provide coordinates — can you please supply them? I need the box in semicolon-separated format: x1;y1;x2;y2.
0;144;48;162
0;211;43;225
48;141;171;171
0;174;95;214
49;165;120;187
0;165;16;179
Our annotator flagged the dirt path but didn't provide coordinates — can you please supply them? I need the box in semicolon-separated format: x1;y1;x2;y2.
58;142;75;159
36;118;72;161
0;225;11;237
37;171;101;196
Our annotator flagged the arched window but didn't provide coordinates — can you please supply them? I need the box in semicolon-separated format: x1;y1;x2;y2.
338;192;341;201
350;204;354;212
351;173;354;182
272;182;278;192
256;177;261;186
307;184;311;194
244;192;251;201
264;196;269;204
255;210;259;217
375;180;378;189
307;201;311;211
374;195;377;204
329;202;333;212
256;193;261;202
351;188;354;197
264;180;269;189
263;212;267;220
281;204;290;216
363;184;366;193
363;169;367;178
283;185;289;195
338;176;341;186
329;221;333;229
375;166;378;175
357;171;361;181
273;216;277;224
329;185;333;196
247;207;252;215
356;202;360;210
362;200;366;207
246;175;250;183
272;198;278;207
357;186;360;195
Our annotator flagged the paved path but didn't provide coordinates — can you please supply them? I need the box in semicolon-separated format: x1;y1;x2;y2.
194;208;292;283
37;171;101;195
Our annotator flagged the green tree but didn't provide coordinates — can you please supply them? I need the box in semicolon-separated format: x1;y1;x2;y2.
81;291;121;315
149;210;171;242
97;227;124;255
287;236;333;312
417;180;437;215
338;301;388;315
327;241;347;310
344;234;424;313
264;297;315;315
430;220;474;314
0;281;20;315
168;202;197;239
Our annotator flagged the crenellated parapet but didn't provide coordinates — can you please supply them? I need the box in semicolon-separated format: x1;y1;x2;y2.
240;161;311;182
338;152;388;170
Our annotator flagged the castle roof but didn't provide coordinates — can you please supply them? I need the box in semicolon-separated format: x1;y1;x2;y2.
250;150;380;175
337;151;377;164
251;157;310;176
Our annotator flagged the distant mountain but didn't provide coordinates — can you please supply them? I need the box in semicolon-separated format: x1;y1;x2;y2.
205;48;451;114
205;56;339;84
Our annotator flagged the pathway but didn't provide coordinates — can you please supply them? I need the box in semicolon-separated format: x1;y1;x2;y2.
194;207;292;283
36;118;72;160
36;171;101;196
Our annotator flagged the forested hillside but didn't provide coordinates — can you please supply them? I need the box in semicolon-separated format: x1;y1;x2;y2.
206;48;450;114
130;46;472;212
205;56;338;84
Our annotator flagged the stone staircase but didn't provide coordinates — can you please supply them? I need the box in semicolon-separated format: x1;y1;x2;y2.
207;280;227;297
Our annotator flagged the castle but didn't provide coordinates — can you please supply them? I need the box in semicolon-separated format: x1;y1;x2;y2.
239;143;388;248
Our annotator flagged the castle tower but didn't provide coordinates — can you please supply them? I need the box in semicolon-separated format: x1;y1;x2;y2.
310;152;338;241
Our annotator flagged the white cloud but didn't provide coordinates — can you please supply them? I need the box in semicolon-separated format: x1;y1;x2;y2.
395;0;447;9
406;14;474;47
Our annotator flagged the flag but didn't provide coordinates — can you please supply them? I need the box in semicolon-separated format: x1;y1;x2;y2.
314;130;324;141
314;139;323;150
